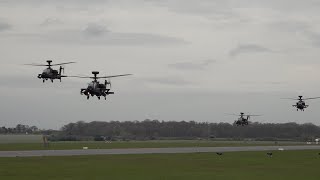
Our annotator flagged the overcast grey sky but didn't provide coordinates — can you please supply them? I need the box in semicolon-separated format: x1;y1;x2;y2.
1;0;320;129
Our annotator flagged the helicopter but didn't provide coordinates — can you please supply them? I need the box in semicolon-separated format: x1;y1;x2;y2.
70;71;132;100
283;96;320;111
227;112;261;126
25;60;76;83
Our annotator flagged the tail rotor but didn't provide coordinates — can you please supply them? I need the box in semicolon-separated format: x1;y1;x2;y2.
105;79;111;88
59;66;65;75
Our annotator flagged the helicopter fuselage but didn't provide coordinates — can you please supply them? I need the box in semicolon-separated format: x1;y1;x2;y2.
293;100;308;111
81;81;114;100
235;117;249;126
38;68;63;82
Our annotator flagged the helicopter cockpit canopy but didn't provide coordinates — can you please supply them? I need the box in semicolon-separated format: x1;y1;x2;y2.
88;82;94;88
43;68;51;74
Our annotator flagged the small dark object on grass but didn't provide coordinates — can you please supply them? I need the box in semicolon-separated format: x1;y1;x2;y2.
216;152;223;156
267;152;273;157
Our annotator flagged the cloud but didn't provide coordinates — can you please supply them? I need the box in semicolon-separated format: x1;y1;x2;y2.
148;0;246;23
229;44;274;57
149;0;231;15
78;23;188;45
0;21;11;32
269;21;310;33
83;23;110;36
40;18;63;26
142;76;193;86
267;20;320;48
0;75;82;90
303;31;320;47
7;23;187;46
168;59;215;70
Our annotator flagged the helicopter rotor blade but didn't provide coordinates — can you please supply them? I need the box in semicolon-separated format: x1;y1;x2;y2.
66;74;132;80
24;63;49;66
303;97;320;100
97;74;133;79
225;113;241;116
281;98;299;100
51;62;76;66
66;76;92;78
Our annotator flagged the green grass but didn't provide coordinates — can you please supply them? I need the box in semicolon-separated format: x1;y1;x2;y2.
0;150;319;180
0;140;305;151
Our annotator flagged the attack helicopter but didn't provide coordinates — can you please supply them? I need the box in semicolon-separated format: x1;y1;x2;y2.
283;96;320;111
25;60;75;83
70;71;132;100
227;112;261;126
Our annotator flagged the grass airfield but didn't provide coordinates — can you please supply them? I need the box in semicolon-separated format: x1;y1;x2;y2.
0;140;306;151
0;150;319;180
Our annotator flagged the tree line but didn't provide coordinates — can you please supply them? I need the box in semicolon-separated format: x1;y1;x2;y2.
2;120;320;141
0;124;39;134
56;120;320;141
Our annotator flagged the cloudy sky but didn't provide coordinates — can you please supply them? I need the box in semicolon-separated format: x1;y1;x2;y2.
1;0;320;129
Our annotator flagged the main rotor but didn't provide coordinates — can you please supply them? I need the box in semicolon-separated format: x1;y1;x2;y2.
47;60;52;67
283;95;320;101
70;71;132;81
226;112;261;117
25;60;76;68
92;71;100;81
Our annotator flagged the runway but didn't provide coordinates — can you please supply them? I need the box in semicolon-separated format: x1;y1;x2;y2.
0;145;319;157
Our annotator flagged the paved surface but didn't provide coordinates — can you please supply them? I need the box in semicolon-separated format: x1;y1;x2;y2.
0;145;319;157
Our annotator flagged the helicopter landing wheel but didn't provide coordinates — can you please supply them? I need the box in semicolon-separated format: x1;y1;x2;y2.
98;96;101;100
87;95;89;100
43;79;45;83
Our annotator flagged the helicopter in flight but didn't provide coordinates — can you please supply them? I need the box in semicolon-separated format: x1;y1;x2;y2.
227;112;261;126
283;96;320;111
25;60;76;83
70;71;132;100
